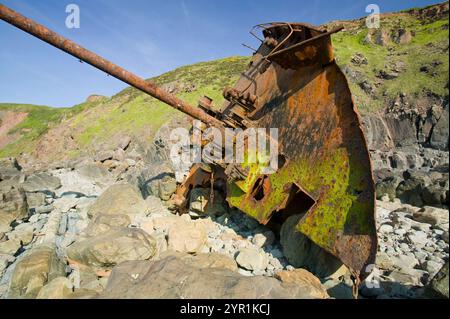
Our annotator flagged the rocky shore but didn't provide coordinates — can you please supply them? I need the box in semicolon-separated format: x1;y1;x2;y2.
0;134;448;299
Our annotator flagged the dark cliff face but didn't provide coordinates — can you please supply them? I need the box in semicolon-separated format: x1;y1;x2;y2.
363;103;449;152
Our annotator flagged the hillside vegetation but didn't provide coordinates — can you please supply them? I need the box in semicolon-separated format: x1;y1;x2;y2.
0;2;448;164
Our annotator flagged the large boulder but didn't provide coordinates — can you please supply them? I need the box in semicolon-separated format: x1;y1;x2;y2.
67;228;156;268
0;183;28;232
87;183;147;218
275;269;329;299
396;170;432;206
375;172;402;200
100;254;328;299
0;158;22;180
22;173;61;193
8;244;66;298
144;175;177;201
430;105;449;151
167;219;207;254
235;248;269;272
36;277;73;299
84;214;131;237
412;206;449;227
280;214;344;278
424;262;449;299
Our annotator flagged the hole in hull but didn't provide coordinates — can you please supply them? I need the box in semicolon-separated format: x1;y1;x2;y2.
267;183;315;233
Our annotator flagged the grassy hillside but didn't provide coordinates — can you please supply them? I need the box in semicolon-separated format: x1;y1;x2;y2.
0;56;249;161
0;100;103;157
329;3;449;112
0;2;448;162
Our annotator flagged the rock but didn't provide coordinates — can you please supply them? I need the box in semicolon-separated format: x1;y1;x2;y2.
442;231;449;244
26;192;46;209
67;228;156;268
0;157;21;180
84;214;131;237
139;214;179;235
407;231;428;247
393;29;412;44
235;248;269;271
0;253;14;273
88;183;147;218
399;170;436;205
22;173;61;193
144;195;169;215
95;151;114;162
430;105;449;151
156;175;177;201
391;254;419;271
0;238;21;255
276;268;329;298
36;277;72;299
280;214;343;278
167;220;207;253
0;185;27;232
100;255;328;299
85;94;106;103
376;174;402;201
67;288;99;299
323;279;354;299
388;270;422;286
350;53;368;66
379;224;394;234
422;185;447;206
117;136;131;150
424;262;449;299
159;251;238;271
7;224;34;245
376;252;395;270
8;244;66;298
53;195;80;213
413;206;449;226
423;260;443;278
252;232;274;248
34;205;53;214
189;188;228;217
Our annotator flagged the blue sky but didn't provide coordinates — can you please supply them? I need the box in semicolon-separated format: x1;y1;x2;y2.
0;0;443;107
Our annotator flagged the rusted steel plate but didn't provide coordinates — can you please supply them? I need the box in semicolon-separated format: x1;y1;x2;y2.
224;23;377;279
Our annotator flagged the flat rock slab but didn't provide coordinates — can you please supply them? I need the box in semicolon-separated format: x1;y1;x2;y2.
100;254;328;299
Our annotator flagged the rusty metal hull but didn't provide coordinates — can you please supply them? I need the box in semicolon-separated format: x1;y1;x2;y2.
222;23;377;279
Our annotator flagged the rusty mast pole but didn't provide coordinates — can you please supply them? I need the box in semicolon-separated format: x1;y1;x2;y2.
0;3;225;128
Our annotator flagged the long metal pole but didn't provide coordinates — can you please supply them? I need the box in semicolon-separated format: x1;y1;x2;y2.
0;3;225;128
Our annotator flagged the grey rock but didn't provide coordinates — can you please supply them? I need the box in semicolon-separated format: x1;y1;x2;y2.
8;244;66;298
424;262;449;298
235;248;268;271
413;206;449;226
22;173;61;193
280;214;343;278
100;255;328;299
67;228;156;268
26;192;46;209
88;183;147;219
0;185;27;232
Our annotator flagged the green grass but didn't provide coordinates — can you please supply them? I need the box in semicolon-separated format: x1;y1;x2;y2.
331;12;449;113
0;101;101;157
